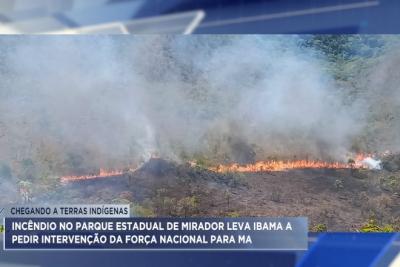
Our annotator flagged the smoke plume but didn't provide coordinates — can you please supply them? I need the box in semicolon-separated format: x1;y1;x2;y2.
0;35;398;180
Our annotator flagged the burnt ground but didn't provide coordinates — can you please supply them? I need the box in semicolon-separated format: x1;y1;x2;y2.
38;158;400;231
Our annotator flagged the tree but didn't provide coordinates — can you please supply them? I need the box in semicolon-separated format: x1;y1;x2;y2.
177;196;198;217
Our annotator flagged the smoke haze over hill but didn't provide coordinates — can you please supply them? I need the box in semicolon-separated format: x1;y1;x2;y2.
0;36;399;179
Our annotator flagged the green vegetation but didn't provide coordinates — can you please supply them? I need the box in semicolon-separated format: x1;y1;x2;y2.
300;35;387;61
311;223;328;232
131;204;156;217
225;211;240;218
111;198;131;205
381;175;399;190
193;156;213;169
108;196;157;217
226;172;247;187
359;217;400;232
144;188;201;216
177;196;198;217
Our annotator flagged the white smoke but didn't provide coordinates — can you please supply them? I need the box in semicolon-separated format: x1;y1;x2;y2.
361;157;382;170
0;35;392;178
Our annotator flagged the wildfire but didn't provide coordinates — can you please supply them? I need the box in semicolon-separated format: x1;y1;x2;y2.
209;154;381;173
60;155;160;183
60;153;383;183
60;169;125;183
209;160;349;173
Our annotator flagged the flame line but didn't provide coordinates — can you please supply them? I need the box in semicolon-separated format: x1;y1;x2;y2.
60;155;375;183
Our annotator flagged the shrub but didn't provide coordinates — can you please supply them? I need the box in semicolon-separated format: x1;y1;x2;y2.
177;196;198;216
334;179;344;190
132;204;156;217
193;156;212;168
381;175;399;190
225;211;240;218
359;217;398;232
226;172;247;187
270;190;282;203
311;223;328;232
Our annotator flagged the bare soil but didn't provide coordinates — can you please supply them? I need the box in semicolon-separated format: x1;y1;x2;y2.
40;158;400;231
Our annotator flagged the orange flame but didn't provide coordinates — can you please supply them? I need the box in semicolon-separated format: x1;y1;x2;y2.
209;160;353;173
60;169;125;183
208;154;378;173
60;154;378;183
60;156;160;183
210;160;358;172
